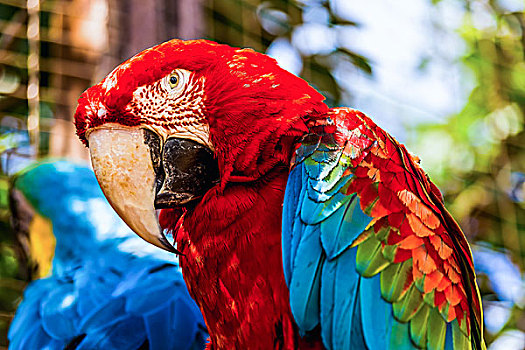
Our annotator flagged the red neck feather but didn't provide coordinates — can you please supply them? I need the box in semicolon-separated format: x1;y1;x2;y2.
173;166;323;349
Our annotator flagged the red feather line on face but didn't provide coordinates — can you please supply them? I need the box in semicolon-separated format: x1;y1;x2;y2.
128;73;208;137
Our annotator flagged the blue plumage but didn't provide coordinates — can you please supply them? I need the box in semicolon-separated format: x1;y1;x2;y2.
284;151;371;349
289;224;324;332
283;140;422;350
359;275;392;349
8;161;207;350
320;195;369;260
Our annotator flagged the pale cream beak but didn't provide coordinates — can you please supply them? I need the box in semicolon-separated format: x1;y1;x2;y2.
87;124;176;253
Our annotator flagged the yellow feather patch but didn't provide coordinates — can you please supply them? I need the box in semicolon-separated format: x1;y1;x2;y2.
29;213;56;278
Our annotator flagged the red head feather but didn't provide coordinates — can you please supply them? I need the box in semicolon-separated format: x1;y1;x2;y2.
75;39;328;184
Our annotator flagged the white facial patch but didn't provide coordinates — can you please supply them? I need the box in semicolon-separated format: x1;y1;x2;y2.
127;70;213;150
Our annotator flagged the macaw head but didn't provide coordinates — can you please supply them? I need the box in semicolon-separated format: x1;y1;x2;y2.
74;39;327;252
10;161;118;276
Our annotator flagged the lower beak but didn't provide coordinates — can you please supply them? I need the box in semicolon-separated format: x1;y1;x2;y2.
87;124;218;253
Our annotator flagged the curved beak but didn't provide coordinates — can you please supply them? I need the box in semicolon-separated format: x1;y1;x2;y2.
87;124;219;253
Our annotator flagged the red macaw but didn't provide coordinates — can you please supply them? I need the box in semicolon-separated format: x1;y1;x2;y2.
74;39;485;350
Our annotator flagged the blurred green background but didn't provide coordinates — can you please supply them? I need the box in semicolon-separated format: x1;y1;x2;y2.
0;0;523;348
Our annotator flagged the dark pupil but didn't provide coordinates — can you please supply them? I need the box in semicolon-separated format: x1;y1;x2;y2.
169;75;178;85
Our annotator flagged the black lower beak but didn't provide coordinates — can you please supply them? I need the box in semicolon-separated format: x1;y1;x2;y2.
143;130;220;209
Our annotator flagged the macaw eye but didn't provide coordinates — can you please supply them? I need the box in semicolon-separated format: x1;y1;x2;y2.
169;73;179;88
162;69;189;95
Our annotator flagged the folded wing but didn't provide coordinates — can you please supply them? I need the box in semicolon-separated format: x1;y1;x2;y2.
282;108;485;350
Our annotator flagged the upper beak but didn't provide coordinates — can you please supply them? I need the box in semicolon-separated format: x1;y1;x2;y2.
87;124;219;253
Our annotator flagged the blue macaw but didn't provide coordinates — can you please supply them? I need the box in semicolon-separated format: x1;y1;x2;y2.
8;161;207;350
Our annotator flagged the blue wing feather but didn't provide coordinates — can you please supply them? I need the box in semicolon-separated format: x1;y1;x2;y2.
319;257;336;349
39;284;79;339
329;248;360;350
320;194;371;260
8;281;47;338
289;224;324;333
78;297;127;333
82;316;147;350
283;165;307;285
170;297;207;350
359;275;392;349
143;306;172;350
350;282;368;349
359;274;420;349
14;322;53;350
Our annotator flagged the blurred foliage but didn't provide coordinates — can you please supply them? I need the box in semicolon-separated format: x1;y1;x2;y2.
0;0;51;344
411;0;525;345
0;124;32;346
0;130;25;347
205;0;371;106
